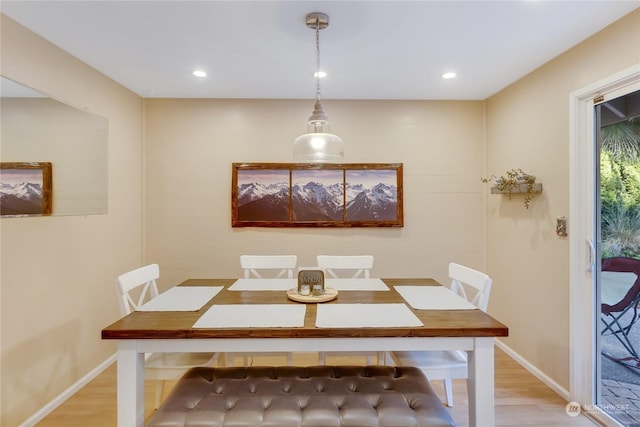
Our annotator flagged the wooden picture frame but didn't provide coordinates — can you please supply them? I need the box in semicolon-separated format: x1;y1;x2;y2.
232;163;403;227
0;162;52;216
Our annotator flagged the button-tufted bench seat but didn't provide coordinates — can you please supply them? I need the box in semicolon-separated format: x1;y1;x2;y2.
146;365;456;427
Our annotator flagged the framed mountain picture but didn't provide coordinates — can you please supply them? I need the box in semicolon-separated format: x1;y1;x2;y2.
232;163;403;227
0;162;52;216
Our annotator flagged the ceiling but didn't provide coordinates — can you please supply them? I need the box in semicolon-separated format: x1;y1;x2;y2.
1;1;639;100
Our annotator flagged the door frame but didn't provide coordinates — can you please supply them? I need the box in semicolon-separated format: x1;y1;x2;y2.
569;64;640;423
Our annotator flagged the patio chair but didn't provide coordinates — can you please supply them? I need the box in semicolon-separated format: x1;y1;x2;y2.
601;257;640;367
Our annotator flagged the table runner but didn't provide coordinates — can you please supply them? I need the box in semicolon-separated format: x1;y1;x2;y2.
193;304;306;328
138;286;223;311
395;286;476;310
325;278;389;291
315;303;423;328
228;278;390;292
228;278;297;291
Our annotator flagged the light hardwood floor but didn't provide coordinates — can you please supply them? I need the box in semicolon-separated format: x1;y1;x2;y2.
35;348;599;427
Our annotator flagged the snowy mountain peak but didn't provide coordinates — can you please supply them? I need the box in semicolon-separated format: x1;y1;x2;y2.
0;182;42;199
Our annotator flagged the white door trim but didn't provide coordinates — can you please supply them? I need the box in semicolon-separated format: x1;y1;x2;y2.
569;64;640;414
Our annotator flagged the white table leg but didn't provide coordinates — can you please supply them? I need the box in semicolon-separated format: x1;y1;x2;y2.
467;337;495;427
117;341;145;427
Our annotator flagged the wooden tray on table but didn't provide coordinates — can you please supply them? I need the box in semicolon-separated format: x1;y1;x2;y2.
287;288;338;303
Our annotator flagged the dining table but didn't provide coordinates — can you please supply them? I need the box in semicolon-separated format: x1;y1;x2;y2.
102;277;509;427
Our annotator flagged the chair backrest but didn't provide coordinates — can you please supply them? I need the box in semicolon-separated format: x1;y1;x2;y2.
240;255;297;278
448;262;492;312
116;264;160;316
601;257;640;314
316;255;374;278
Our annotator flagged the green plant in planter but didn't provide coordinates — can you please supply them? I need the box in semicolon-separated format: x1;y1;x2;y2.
482;168;537;209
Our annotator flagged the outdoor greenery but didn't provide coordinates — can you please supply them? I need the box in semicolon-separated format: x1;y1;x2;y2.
601;117;640;259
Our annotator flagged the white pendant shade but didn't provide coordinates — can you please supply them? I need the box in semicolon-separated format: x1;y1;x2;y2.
293;132;344;162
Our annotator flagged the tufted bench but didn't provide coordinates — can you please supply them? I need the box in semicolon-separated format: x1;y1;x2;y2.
146;365;456;427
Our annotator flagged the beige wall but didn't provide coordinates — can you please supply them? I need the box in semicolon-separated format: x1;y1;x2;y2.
486;9;640;390
143;99;487;288
0;15;143;426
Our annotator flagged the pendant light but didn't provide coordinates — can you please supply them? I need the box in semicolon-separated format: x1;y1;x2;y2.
293;12;344;162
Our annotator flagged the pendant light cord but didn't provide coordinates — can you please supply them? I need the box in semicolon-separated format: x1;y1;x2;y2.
315;21;322;103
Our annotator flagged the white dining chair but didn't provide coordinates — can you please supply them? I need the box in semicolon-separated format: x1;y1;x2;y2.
317;255;373;279
227;255;298;366
315;255;384;365
390;262;493;407
116;263;219;408
240;255;297;278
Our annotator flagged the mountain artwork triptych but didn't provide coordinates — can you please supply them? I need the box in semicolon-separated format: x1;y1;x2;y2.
233;164;403;227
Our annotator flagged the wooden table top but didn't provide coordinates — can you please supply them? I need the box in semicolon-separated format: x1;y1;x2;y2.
102;278;508;340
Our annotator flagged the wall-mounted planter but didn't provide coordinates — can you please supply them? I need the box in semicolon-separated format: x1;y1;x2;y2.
490;183;543;195
482;169;541;209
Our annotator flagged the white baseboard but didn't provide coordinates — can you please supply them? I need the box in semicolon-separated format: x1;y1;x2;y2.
19;354;116;427
495;339;570;401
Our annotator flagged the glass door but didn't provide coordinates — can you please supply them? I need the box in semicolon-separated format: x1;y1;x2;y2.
597;89;640;426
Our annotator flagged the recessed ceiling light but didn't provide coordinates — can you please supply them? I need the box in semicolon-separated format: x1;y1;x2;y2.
442;72;456;79
314;71;327;78
193;70;207;77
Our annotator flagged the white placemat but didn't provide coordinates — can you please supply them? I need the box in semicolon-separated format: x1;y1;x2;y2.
394;286;476;310
315;303;423;328
193;304;306;328
228;278;297;291
325;278;389;291
602;271;637;306
138;286;223;311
